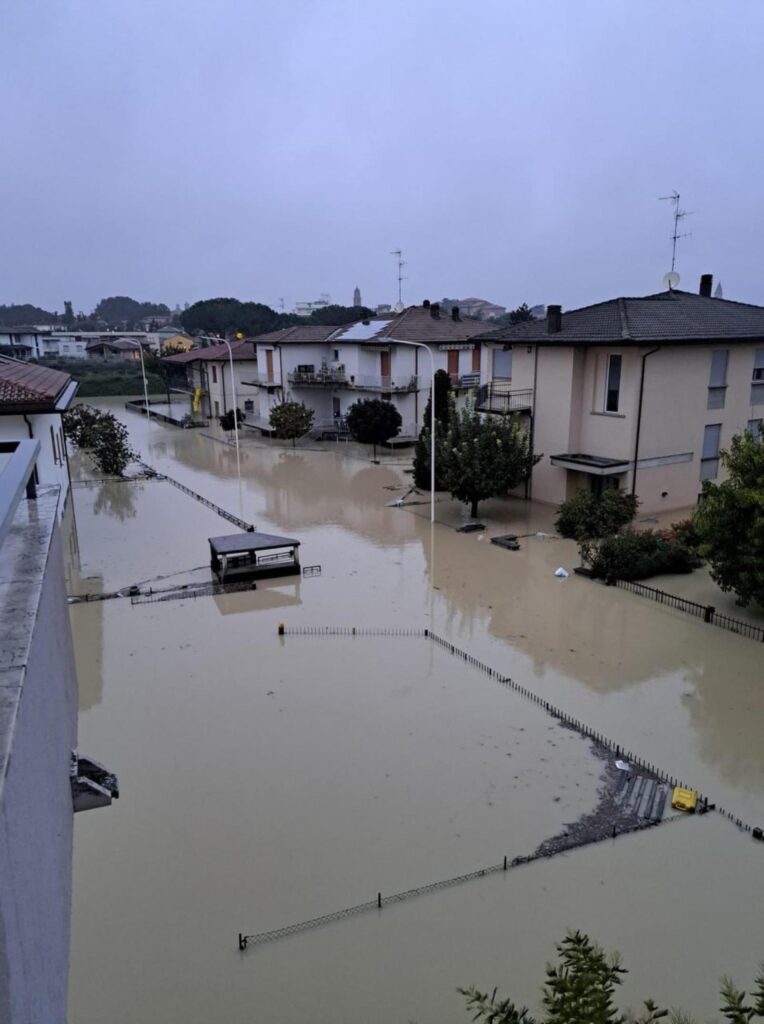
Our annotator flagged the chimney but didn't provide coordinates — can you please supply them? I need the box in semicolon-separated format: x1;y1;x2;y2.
430;302;440;319
451;305;460;321
547;304;562;333
423;299;430;309
699;274;713;297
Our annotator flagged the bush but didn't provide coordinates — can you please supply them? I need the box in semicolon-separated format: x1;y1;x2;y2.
63;404;104;448
269;401;314;446
219;409;245;433
583;529;700;582
90;415;139;477
555;488;638;540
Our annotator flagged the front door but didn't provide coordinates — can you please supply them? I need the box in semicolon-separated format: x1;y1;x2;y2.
447;350;459;380
332;397;341;418
380;351;390;383
266;350;274;382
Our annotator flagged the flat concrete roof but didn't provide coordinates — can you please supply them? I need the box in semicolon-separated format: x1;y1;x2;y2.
209;532;300;555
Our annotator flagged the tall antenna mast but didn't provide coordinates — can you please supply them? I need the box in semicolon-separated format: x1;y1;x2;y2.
390;248;406;308
659;191;692;272
278;297;285;313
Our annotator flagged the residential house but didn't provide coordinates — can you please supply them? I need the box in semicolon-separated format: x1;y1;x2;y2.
162;338;259;420
244;303;489;437
456;297;507;320
476;275;764;512
0;356;78;514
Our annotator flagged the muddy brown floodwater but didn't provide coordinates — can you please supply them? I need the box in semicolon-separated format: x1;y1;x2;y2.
67;400;764;1024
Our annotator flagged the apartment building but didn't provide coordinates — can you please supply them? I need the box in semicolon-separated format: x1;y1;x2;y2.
476;276;764;512
163;338;260;420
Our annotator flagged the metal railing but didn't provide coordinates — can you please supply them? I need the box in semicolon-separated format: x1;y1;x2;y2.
351;374;421;393
613;578;764;642
476;382;533;413
287;369;347;387
452;371;480;389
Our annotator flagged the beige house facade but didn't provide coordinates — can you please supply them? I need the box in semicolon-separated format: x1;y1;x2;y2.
478;278;764;513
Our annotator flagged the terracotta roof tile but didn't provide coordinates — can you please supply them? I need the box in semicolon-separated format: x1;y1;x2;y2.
0;357;72;409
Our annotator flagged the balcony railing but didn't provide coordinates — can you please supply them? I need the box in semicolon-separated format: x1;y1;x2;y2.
352;374;421;392
241;373;279;387
475;382;533;414
452;372;480;389
287;369;348;387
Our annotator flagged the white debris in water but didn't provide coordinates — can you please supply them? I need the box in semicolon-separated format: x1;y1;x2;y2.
615;760;630;771
554;567;569;578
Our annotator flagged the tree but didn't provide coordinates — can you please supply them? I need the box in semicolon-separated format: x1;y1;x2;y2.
63;300;75;326
180;298;291;337
63;404;104;449
461;930;764;1024
305;304;374;326
345;398;402;459
413;369;452;489
495;303;537;327
93;296;170;328
693;429;764;608
269;401;314;447
0;303;57;326
441;397;540;518
555;488;639;540
90;414;138;477
219;408;245;436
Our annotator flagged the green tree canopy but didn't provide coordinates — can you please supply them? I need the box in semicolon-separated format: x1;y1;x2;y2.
179;298;290;337
346;398;402;459
442;397;540;518
0;303;57;326
93;296;170;327
461;929;764;1024
555;488;639;540
269;401;315;446
413;368;453;489
693;428;764;608
304;304;374;325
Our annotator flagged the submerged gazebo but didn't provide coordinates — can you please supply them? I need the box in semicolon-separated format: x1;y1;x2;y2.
209;531;301;583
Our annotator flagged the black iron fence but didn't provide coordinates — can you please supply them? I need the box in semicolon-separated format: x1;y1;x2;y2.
612;578;764;643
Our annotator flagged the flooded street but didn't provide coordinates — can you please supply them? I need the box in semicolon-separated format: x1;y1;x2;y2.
67;401;764;1023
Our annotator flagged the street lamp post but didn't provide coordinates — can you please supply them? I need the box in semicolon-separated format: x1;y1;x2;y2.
137;341;152;429
218;334;241;456
391;339;436;523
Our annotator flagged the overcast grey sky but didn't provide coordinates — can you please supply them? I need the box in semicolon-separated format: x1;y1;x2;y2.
1;0;763;314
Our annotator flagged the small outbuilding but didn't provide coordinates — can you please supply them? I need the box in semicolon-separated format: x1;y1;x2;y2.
209;531;301;582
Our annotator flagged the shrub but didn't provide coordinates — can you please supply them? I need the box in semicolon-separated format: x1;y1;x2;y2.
556;488;638;540
583;529;700;582
219;409;245;434
269;401;314;446
90;415;139;476
63;404;104;448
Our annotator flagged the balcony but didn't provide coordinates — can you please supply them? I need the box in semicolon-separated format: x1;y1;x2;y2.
241;373;280;388
475;382;533;414
451;372;480;390
352;374;421;393
287;369;348;388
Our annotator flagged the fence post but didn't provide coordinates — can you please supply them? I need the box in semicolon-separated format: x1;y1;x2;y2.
704;605;715;624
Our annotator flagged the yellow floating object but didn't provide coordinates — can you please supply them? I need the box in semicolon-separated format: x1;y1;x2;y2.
671;786;698;813
193;387;202;414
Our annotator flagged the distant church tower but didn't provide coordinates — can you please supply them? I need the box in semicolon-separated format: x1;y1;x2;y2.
353;286;362;307
714;281;724;299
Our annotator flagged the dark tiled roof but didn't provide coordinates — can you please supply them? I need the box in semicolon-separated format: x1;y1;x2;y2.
163;338;258;364
0;356;72;409
380;306;493;342
476;290;764;345
249;326;347;345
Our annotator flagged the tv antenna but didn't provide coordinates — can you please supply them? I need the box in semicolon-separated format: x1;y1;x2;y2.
390;248;406;309
659;190;692;273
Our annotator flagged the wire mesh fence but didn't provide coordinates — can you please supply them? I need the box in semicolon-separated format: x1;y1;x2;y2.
138;461;253;531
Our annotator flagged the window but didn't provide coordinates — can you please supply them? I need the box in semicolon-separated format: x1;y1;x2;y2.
605;354;622;412
333;349;340;362
244;400;254;412
214;400;220;416
211;365;217;384
707;349;728;410
50;425;60;466
492;348;512;379
748;419;762;441
752;350;764;405
700;423;722;480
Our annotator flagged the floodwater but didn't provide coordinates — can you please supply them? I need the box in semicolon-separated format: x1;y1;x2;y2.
67;400;764;1023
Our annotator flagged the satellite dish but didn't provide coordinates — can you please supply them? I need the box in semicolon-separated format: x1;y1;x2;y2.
663;271;680;291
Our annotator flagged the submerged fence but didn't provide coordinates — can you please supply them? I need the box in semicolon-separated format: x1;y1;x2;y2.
612;579;764;643
238;815;675;951
138;461;253;531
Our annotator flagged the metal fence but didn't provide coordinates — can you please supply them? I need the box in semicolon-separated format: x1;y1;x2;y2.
613;578;764;643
